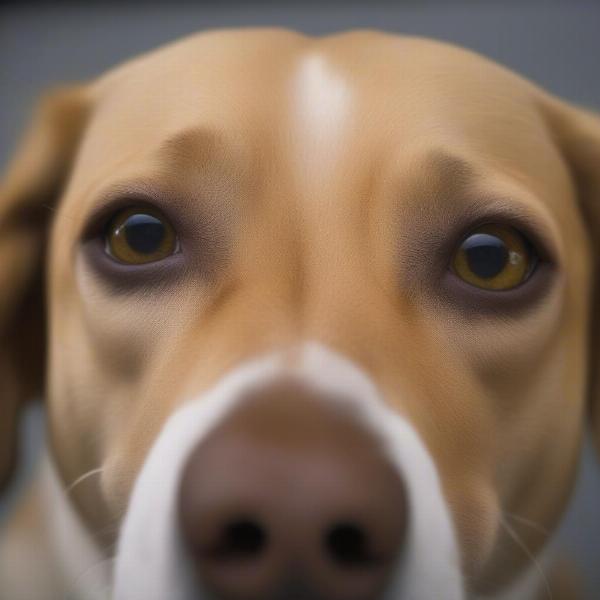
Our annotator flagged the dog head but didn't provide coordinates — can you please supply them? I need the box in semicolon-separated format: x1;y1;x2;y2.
1;29;600;599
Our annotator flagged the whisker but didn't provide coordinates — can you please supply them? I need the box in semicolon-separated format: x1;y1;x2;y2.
65;467;105;496
504;511;551;537
499;515;553;600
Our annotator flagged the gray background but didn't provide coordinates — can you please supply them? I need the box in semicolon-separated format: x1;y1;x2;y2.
1;0;600;597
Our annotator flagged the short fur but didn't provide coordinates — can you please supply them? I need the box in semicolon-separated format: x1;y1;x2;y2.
1;29;599;599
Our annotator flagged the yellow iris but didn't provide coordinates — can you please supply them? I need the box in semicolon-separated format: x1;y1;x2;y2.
452;224;532;290
105;207;177;265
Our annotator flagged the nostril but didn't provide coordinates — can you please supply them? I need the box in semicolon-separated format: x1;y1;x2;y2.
204;518;268;562
325;522;380;568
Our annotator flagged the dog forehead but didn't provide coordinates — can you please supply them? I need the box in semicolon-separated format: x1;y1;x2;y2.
82;29;537;150
71;30;554;203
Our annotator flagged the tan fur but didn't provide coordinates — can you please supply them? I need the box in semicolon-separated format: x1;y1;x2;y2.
1;29;599;598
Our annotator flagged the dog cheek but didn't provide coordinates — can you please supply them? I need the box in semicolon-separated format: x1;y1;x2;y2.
100;411;170;522
446;483;500;584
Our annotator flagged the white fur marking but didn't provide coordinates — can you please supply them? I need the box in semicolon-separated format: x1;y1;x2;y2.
113;344;464;599
296;345;464;600
113;357;283;600
294;54;351;190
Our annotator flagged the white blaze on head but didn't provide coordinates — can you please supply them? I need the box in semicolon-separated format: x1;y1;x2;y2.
293;54;352;191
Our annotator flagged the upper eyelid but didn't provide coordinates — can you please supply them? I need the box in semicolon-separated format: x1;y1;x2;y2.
453;217;542;259
80;185;181;241
443;199;560;267
391;147;563;264
392;195;561;315
78;175;233;247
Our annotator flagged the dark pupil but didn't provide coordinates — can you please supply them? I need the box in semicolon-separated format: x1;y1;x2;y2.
123;214;166;254
463;233;508;279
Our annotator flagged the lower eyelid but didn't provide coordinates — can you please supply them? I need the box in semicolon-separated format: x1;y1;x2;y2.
82;236;187;291
439;260;556;317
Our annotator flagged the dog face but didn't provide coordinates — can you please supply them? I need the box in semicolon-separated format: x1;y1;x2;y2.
1;29;600;599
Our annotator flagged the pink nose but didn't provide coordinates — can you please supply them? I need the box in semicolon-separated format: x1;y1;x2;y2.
177;379;407;600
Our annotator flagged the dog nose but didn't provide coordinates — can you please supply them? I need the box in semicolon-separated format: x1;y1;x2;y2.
177;380;407;600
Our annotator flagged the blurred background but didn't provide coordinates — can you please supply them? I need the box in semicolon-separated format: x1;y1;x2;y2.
1;0;599;597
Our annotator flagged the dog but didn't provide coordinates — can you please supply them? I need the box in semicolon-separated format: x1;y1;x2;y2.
0;28;599;600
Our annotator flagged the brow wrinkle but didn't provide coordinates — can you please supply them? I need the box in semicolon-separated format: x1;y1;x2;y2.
157;126;223;174
420;148;478;198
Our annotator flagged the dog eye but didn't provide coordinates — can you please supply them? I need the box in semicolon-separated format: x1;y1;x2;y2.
105;207;178;264
451;224;536;290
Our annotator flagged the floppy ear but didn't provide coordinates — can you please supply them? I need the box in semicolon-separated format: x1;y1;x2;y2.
0;86;89;490
542;96;600;451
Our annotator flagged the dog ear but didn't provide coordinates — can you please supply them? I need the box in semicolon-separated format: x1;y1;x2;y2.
541;95;600;451
0;86;89;490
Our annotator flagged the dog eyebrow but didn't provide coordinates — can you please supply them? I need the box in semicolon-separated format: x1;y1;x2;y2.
396;146;562;274
78;124;242;240
156;126;226;172
412;148;556;233
417;149;479;199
